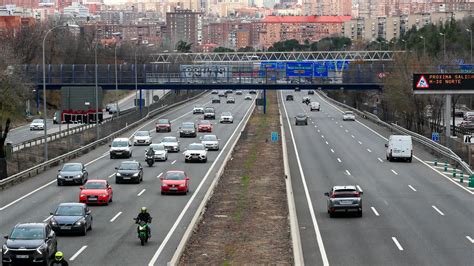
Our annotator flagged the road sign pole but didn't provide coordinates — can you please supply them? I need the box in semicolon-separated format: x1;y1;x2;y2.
263;87;266;114
445;95;451;138
139;88;143;116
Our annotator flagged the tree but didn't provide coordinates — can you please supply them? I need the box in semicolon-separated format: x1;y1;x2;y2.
176;41;193;53
237;46;255;52
213;47;234;53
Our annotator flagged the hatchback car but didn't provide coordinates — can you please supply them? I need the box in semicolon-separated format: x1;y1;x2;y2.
226;97;235;104
146;143;168;161
211;90;218;94
79;180;113;205
249;89;257;94
220;112;234;123
295;113;308;125
193;106;204;114
201;134;219;151
244;94;252;100
308;90;315;95
160;171;189;195
286;95;294;101
49;203;92;235
29;119;45;131
115;161;143;184
2;223;57;265
198;120;213;132
236;90;243;95
342;111;356;121
133;131;152;146
203;107;216;120
212;97;221;103
324;186;363;217
179;122;197;137
57;163;88;186
184;143;208;163
156;119;171;132
161;136;180;152
310;102;320;111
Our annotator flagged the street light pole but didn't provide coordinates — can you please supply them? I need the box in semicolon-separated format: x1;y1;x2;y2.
439;32;446;61
419;36;425;57
94;30;101;141
467;29;472;63
42;25;67;162
114;43;120;117
401;39;407;51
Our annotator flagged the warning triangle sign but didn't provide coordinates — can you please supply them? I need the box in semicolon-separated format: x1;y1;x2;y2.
416;75;429;88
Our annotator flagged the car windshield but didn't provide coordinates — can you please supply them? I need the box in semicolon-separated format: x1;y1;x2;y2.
182;123;194;128
333;192;358;198
61;164;82;172
112;141;128;147
296;114;306;118
202;135;217;141
10;226;44;240
162;137;177;143
84;182;106;189
149;144;165;151
200;120;211;125
345;111;354;115
188;144;205;150
194;106;203;109
165;172;185;180
119;163;139;170
158;119;169;124
55;205;84;216
32;119;43;123
135;131;149;137
222;112;231;116
205;108;214;112
228;97;234;100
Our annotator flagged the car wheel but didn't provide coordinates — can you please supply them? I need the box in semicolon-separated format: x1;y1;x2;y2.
203;158;207;163
185;159;189;163
88;219;92;230
329;212;334;218
408;157;412;163
110;154;114;159
109;196;113;203
115;178;121;184
358;211;363;217
82;225;87;236
161;191;165;195
57;180;63;186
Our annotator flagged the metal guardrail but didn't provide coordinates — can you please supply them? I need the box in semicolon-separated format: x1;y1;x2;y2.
317;91;473;176
0;91;208;189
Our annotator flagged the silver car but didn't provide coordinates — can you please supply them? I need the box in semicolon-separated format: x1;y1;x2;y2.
324;185;363;217
146;143;168;161
295;113;308;125
161;136;180;152
57;163;88;186
201;134;219;151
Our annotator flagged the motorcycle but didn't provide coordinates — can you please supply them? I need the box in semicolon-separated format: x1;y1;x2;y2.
134;218;151;246
146;154;154;167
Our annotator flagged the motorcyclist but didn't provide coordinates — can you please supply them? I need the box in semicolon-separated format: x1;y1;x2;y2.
304;98;310;105
49;251;68;266
146;147;155;158
135;207;152;237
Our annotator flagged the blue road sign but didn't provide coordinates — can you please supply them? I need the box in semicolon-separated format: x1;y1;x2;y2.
313;62;328;77
432;132;440;142
286;62;313;77
271;131;279;142
460;64;473;72
327;60;349;71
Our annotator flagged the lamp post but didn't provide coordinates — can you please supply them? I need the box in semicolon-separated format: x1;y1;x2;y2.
419;36;426;57
401;39;407;51
112;32;121;118
439;32;446;61
467;29;472;63
42;24;67;161
94;29;102;141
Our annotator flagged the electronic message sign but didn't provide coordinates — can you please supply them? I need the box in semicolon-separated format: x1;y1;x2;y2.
413;73;474;94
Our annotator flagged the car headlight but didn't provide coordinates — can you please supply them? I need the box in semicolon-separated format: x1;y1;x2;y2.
74;218;85;226
2;244;9;255
80;194;86;198
36;243;47;255
57;174;62;178
50;218;57;225
100;194;107;197
75;174;82;178
116;173;122;176
133;173;139;177
179;184;186;187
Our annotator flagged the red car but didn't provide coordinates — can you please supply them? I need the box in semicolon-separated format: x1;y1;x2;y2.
79;179;113;205
197;120;213;132
156;119;171;132
160;171;189;195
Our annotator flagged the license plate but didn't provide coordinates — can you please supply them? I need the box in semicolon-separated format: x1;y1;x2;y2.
88;197;97;200
123;177;131;180
16;255;29;259
340;201;352;205
393;149;400;153
60;226;71;230
169;187;178;191
116;152;122;154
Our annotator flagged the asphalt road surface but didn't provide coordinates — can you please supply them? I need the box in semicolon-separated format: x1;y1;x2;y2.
0;91;255;265
7;91;166;146
281;91;474;266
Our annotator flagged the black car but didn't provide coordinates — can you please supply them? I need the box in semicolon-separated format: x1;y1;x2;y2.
308;90;315;95
294;87;301;91
115;161;143;184
49;203;92;235
179;122;197;137
212;97;221;103
295;113;308;125
2;223;58;265
249;90;257;94
57;163;88;186
211;90;218;94
286;95;294;101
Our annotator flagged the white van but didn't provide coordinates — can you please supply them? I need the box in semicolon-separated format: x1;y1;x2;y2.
385;135;413;162
109;138;133;159
464;111;474;120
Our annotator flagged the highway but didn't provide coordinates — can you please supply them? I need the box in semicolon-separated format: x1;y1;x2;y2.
6;91;163;146
280;91;474;266
0;91;255;265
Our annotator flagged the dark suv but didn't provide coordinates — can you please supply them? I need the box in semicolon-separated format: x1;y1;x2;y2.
2;223;58;265
179;122;197;137
286;95;294;101
115;161;143;184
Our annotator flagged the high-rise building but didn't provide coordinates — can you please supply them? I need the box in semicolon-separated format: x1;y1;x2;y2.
0;0;39;9
166;9;202;50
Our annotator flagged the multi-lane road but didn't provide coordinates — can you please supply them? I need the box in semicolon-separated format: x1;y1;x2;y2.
0;92;255;265
281;90;474;266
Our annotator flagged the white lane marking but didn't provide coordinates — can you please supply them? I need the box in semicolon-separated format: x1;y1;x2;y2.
432;205;445;216
325;141;329;145
378;158;383;163
335;122;338;124
345;170;351;176
356;185;363;192
70;245;88;261
148;97;256;265
367;149;372;153
314;125;317;128
110;212;122;222
278;93;329;266
171;160;176;165
392;237;404;251
321;135;325;138
157;172;163;179
408;185;417;192
0;96;212;210
391;169;398;175
317;129;320;133
345;129;348;133
340;125;343;128
358;141;362;145
43;215;52;222
371;207;380;216
312;121;314;124
137;189;146;197
337;158;342;163
351;135;355;138
466;236;474;244
330;149;334;153
108;173;115;179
